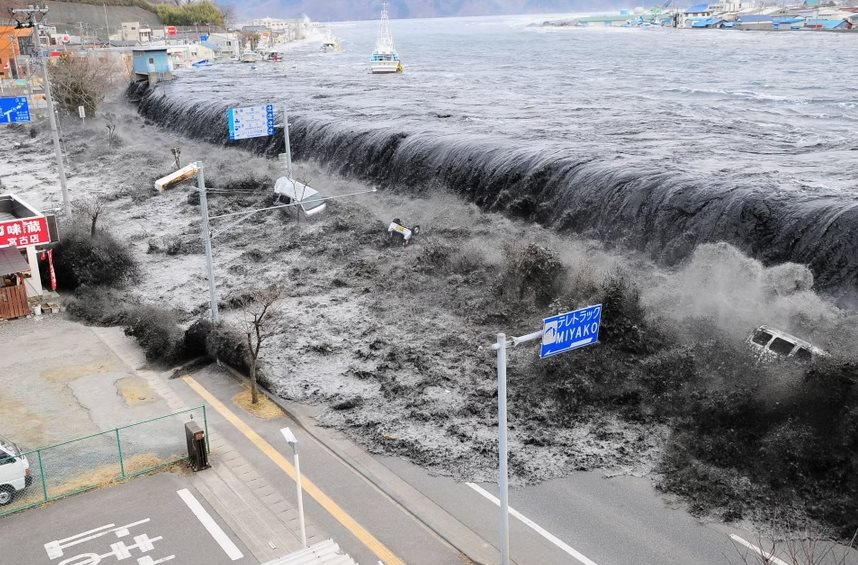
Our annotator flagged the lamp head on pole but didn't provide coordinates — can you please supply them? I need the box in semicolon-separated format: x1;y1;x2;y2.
280;427;298;446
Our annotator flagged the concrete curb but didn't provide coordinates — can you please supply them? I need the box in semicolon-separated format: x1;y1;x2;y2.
215;360;501;565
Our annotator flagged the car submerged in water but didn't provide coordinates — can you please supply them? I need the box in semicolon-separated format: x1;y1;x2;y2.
746;325;828;362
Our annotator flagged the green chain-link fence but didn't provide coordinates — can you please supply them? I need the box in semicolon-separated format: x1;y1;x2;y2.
0;405;207;517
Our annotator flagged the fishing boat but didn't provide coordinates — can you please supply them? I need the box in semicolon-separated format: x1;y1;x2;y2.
370;2;402;74
320;26;341;53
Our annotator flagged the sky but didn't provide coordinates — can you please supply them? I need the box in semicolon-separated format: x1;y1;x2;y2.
220;0;615;21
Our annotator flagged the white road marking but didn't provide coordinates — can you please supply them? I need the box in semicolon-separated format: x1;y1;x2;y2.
466;482;600;565
177;488;244;561
730;534;791;565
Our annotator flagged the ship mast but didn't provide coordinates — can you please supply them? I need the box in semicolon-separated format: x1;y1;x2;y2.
376;1;395;51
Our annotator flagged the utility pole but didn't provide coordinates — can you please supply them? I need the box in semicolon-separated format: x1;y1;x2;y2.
196;162;219;324
103;3;111;43
10;5;72;218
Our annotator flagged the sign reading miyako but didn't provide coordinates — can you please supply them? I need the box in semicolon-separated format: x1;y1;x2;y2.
0;217;49;247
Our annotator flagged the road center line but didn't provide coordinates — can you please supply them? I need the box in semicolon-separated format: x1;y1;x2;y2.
182;375;405;565
730;533;791;565
466;482;600;565
177;488;244;561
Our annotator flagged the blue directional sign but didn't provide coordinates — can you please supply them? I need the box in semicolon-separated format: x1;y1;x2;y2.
227;104;275;141
0;96;31;124
200;34;209;42
540;304;602;359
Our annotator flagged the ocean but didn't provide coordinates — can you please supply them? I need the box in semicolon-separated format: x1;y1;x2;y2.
133;15;858;293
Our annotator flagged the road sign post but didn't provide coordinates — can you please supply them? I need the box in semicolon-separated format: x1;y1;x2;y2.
490;304;602;565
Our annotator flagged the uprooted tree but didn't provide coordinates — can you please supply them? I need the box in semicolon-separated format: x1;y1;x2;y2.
48;55;121;117
239;286;283;404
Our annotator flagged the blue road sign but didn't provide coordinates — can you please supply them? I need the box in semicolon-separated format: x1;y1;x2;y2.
227;104;275;141
200;34;209;42
0;96;31;124
540;304;602;359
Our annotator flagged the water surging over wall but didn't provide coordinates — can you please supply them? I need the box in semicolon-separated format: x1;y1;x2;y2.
132;82;858;296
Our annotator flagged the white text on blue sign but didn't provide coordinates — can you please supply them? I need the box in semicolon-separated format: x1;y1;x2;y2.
540;304;602;359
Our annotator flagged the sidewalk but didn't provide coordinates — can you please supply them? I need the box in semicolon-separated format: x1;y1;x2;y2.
90;326;331;563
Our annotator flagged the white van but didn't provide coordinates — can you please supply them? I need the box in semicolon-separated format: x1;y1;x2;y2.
0;435;31;505
274;177;327;217
746;325;828;362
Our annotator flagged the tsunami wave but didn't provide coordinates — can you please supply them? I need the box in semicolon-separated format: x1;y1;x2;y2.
130;82;858;297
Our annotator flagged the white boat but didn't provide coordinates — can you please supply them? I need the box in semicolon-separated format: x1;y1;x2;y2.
240;51;260;63
371;2;402;74
321;26;341;53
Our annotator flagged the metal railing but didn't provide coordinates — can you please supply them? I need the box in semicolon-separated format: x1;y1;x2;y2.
0;406;207;517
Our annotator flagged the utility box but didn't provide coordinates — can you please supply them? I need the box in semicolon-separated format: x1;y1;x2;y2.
185;420;210;472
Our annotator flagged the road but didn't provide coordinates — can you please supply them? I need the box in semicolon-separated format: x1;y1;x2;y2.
0;473;251;565
177;365;775;565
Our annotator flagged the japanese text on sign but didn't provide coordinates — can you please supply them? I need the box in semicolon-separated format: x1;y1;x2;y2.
227;104;275;141
540;304;602;359
44;518;175;565
0;96;31;124
0;217;48;248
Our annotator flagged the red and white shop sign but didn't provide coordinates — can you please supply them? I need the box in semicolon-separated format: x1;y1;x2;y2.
0;216;49;248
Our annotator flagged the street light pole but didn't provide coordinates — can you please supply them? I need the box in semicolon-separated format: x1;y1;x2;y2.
495;333;510;565
280;427;307;547
12;6;72;218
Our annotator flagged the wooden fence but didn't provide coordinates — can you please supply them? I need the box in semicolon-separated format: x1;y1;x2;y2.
0;285;29;320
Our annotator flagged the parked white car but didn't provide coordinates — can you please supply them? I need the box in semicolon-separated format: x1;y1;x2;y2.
0;435;31;505
746;325;828;362
274;177;327;217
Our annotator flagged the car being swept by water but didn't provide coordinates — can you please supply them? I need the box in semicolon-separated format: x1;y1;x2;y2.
746;325;828;362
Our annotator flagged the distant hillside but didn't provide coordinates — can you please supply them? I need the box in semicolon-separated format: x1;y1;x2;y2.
0;0;161;33
220;0;615;21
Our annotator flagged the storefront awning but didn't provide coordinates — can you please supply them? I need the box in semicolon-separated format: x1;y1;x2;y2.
0;246;29;277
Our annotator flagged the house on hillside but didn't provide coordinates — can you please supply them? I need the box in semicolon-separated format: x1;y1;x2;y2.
0;26;33;79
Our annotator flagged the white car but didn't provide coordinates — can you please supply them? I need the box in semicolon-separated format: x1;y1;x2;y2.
274;177;327;217
0;435;32;505
746;325;828;362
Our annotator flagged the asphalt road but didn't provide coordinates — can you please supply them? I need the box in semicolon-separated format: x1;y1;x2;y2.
0;473;253;565
381;455;743;565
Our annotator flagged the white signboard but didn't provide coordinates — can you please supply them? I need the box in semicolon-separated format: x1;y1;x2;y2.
227;104;275;141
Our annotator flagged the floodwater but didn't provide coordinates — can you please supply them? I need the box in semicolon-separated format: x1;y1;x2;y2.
137;17;858;293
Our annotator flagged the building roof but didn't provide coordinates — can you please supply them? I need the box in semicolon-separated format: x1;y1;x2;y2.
131;46;169;53
737;14;774;22
692;17;723;26
200;41;222;51
806;18;846;28
0;246;30;277
686;3;711;13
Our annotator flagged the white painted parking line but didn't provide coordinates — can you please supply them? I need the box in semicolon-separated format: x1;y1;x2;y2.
466;482;600;565
730;534;791;565
177;488;244;561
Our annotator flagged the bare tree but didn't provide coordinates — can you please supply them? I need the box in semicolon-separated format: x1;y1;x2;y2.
103;112;118;150
48;55;121;117
728;525;858;565
73;195;106;237
240;286;283;404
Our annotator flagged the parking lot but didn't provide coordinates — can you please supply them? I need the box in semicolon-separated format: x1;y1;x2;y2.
0;473;252;565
